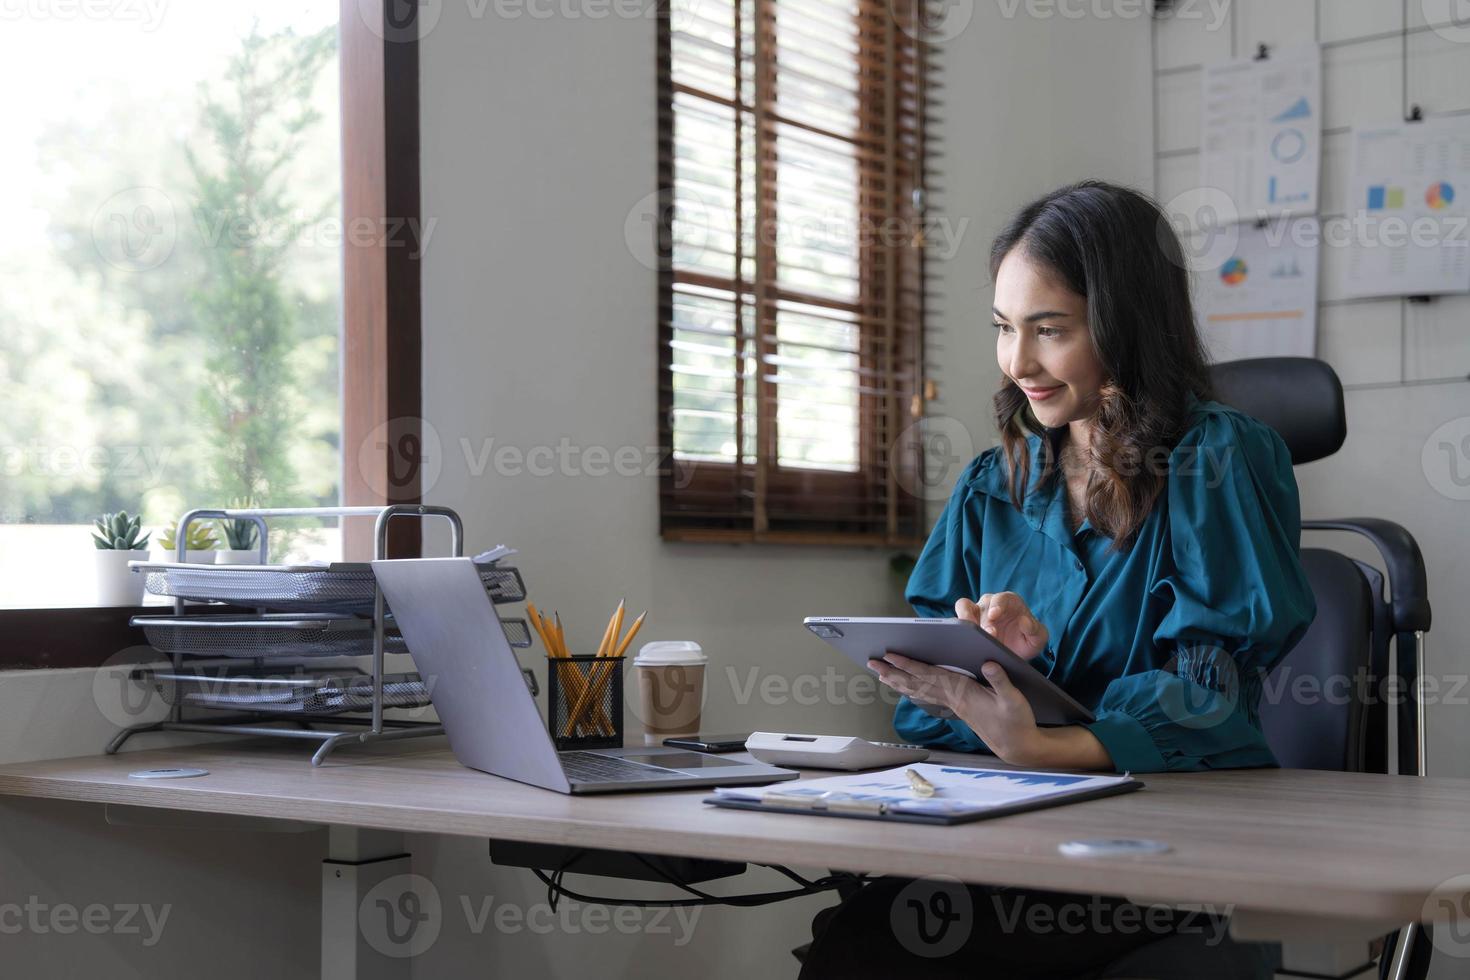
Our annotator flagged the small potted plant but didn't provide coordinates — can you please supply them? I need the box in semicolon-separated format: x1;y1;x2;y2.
216;503;264;565
92;512;151;606
157;518;219;564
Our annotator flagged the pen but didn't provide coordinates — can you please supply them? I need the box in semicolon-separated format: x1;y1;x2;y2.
906;767;937;798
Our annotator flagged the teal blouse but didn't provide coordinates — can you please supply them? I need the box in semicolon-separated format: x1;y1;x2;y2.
896;396;1317;773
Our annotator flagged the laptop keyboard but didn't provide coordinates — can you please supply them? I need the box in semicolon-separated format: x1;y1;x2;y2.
558;752;691;783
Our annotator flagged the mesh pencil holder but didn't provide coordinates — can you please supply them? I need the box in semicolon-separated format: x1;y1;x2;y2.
546;655;624;751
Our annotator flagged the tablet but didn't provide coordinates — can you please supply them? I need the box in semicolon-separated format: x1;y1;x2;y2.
803;617;1095;726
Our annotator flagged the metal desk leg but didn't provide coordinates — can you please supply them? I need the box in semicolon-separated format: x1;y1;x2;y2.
1385;925;1417;980
322;826;414;980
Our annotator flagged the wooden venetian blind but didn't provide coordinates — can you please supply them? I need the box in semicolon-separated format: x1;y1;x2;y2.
657;0;937;545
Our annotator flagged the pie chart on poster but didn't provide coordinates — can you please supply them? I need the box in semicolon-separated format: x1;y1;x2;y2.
1426;181;1455;210
1270;128;1306;164
1219;257;1248;286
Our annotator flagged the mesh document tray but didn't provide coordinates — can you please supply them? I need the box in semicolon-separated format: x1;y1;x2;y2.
177;673;432;715
131;612;532;658
135;665;539;715
132;560;526;612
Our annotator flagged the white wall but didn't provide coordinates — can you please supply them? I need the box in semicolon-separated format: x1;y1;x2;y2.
413;2;1151;977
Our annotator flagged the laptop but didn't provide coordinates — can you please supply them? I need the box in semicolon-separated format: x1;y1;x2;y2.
370;557;800;794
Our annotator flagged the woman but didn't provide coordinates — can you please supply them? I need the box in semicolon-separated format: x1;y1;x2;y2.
797;181;1316;979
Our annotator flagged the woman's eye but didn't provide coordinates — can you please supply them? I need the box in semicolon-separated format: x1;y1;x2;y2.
1037;326;1060;338
992;321;1011;333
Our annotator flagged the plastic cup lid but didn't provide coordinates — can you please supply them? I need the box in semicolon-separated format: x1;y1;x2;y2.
634;640;706;666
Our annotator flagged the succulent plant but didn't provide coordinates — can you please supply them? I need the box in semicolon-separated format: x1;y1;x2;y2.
219;498;260;551
92;512;151;551
158;518;219;553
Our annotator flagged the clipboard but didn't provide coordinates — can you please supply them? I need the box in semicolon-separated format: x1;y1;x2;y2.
704;764;1144;826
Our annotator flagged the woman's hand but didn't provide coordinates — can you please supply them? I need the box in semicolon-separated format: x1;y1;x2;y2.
959;593;1048;661
870;652;1045;765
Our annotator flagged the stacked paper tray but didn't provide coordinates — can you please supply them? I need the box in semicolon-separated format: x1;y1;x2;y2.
132;560;526;612
131;612;532;659
155;670;432;715
137;666;538;715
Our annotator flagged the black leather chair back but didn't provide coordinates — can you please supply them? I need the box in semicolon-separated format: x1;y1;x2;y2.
1208;356;1346;464
1257;549;1373;771
1207;358;1368;772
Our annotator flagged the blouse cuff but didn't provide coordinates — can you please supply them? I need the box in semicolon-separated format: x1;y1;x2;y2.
1083;708;1167;773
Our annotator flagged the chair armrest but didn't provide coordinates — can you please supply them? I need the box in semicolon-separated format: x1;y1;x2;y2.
1301;518;1431;632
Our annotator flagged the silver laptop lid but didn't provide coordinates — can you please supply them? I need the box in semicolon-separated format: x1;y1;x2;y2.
371;557;571;793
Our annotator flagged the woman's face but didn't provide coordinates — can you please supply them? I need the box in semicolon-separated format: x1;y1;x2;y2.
992;248;1107;430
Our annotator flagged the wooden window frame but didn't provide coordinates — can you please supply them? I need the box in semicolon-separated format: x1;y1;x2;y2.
0;0;422;670
656;0;930;548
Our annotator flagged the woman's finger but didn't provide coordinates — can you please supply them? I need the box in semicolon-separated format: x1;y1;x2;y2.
984;592;1020;623
956;596;988;625
875;669;930;703
983;593;1046;642
981;661;1012;693
981;661;1035;721
874;656;966;706
890;655;997;707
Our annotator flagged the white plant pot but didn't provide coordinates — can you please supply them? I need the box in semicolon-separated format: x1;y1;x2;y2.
164;549;216;564
215;549;263;565
94;550;149;606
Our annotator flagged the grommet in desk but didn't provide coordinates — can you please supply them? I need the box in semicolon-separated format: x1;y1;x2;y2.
1058;838;1172;858
128;767;209;779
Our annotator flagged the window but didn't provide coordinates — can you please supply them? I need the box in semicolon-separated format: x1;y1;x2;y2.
0;1;421;664
0;6;343;606
657;0;933;545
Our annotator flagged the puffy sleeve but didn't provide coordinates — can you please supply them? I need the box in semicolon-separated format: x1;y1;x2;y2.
892;451;995;752
1082;411;1317;773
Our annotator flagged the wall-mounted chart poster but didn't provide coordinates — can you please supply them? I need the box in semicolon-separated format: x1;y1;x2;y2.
1201;44;1322;221
1338;115;1470;299
1197;217;1320;362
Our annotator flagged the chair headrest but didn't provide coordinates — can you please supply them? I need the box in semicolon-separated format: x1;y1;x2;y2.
1206;357;1346;465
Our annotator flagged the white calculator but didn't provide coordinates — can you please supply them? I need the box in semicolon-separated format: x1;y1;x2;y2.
744;732;930;770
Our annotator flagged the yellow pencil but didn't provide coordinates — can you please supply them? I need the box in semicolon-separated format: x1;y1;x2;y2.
526;602;555;654
595;601;621;659
611;611;648;659
608;600;626;658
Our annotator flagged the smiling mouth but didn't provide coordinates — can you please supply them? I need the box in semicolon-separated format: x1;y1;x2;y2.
1020;385;1064;400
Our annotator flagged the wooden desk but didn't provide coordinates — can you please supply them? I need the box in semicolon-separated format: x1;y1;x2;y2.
0;737;1462;979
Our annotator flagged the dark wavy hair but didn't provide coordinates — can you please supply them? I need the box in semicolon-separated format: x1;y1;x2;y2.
988;180;1215;553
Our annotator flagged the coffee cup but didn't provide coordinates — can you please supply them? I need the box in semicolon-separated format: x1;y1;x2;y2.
633;641;707;745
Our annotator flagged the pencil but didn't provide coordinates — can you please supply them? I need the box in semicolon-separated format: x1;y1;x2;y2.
526;602;555;655
608;600;626;658
611;610;647;659
595;601;621;659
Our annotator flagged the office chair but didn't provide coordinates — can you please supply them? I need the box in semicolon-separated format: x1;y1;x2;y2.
1097;357;1435;980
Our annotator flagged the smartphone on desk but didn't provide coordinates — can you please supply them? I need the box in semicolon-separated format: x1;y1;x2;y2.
662;734;750;753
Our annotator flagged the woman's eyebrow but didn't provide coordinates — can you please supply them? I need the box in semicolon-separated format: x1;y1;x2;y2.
992;307;1074;323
